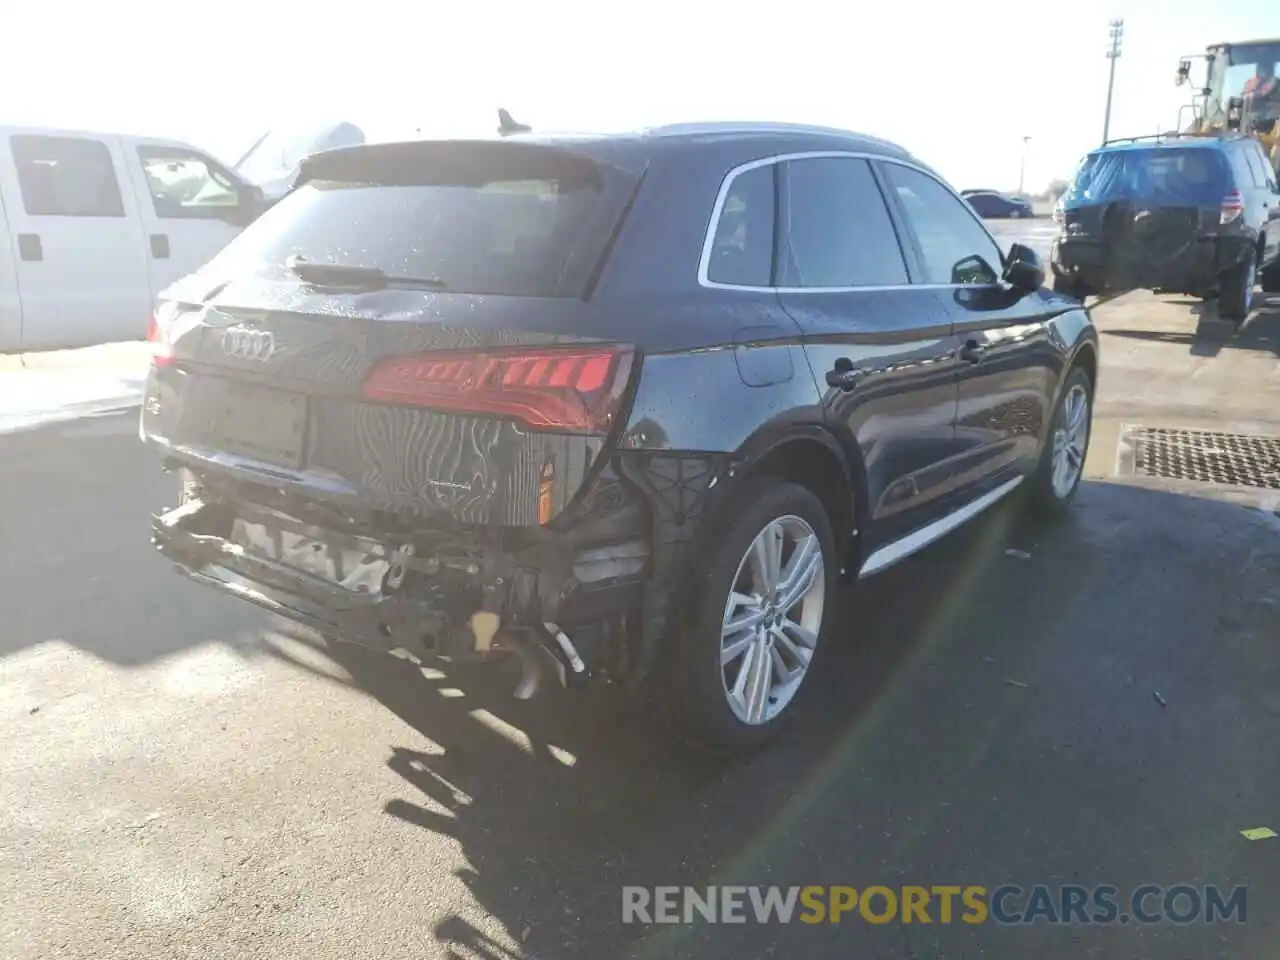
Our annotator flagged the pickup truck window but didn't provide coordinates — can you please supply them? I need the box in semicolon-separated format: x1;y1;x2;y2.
138;148;239;218
10;135;125;217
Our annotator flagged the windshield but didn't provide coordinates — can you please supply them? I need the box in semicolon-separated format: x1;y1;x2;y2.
1205;41;1280;122
234;122;367;185
204;171;618;297
1063;147;1230;208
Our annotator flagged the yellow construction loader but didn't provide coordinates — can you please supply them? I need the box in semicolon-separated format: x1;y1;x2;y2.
1177;37;1280;174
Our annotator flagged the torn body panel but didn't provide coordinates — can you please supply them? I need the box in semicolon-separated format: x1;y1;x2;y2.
151;456;652;693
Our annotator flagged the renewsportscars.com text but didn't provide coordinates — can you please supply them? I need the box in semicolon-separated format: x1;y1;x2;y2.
622;884;1247;926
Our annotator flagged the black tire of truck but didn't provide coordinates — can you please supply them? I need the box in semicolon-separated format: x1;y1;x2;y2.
644;477;839;757
1218;256;1257;324
1262;256;1280;295
1052;273;1091;302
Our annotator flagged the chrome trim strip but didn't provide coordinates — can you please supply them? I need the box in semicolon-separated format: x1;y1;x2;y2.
696;149;1006;294
858;475;1025;579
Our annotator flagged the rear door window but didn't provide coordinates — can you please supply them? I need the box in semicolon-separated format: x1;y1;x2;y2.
1239;145;1270;189
1228;145;1261;189
207;142;635;298
777;156;909;288
880;162;1003;285
1252;144;1279;190
10;135;125;217
705;163;775;287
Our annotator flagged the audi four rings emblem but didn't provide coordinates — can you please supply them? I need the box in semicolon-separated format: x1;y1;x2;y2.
221;326;276;362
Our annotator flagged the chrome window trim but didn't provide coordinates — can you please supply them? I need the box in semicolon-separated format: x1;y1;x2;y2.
697;149;1006;294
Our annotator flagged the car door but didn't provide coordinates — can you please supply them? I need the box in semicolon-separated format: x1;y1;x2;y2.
878;159;1060;500
0;132;151;351
770;154;963;556
123;139;252;298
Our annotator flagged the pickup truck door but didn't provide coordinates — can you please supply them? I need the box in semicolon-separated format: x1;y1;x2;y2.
121;137;253;298
0;132;151;351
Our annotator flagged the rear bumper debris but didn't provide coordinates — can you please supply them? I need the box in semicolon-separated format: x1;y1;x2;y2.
151;494;643;699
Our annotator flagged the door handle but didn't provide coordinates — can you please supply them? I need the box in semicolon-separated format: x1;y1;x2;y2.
150;234;170;259
825;357;864;390
17;234;42;262
959;340;988;363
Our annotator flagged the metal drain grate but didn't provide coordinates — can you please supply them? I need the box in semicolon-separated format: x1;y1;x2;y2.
1130;427;1280;489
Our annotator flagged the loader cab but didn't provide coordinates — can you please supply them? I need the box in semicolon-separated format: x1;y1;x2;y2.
1193;40;1280;171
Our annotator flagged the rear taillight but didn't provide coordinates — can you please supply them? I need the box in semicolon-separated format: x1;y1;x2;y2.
1220;190;1244;224
146;313;173;367
360;345;636;433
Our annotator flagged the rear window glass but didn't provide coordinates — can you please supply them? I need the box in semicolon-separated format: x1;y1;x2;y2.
207;149;624;297
1064;147;1230;208
706;164;775;286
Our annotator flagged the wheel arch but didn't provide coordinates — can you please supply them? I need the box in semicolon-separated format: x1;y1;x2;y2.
1070;338;1098;391
728;423;867;578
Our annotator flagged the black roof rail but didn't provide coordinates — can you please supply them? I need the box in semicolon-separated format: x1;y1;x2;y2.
1103;134;1160;145
1100;129;1237;148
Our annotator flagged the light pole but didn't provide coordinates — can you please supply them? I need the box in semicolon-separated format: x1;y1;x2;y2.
1103;19;1124;143
1018;136;1031;195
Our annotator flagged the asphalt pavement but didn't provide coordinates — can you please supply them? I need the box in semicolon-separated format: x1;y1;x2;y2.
4;231;1280;959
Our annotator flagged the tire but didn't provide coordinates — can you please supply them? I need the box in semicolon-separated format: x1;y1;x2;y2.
1262;256;1280;295
1218;256;1257;323
1025;366;1093;518
1008;208;1023;219
647;478;838;755
1052;273;1090;301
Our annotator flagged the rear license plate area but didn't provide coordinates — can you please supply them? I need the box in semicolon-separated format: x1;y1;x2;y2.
232;514;392;595
209;380;307;468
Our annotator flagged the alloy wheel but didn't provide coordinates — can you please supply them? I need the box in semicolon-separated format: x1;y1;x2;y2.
1051;383;1090;498
719;515;826;725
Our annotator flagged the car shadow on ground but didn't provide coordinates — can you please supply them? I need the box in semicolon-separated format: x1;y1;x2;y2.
262;480;1280;960
1103;295;1280;359
0;412;262;664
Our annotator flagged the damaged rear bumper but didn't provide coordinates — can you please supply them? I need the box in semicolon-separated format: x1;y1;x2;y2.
151;489;647;699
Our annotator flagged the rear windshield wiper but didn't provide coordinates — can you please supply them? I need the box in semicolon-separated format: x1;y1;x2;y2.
286;256;446;290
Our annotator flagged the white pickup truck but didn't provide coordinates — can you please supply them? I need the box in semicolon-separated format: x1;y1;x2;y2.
0;125;266;353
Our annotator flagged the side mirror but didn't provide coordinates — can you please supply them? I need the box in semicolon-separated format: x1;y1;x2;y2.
226;183;266;226
1176;59;1191;86
1003;243;1044;294
242;182;265;211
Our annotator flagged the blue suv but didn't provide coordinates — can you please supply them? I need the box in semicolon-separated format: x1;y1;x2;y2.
1050;133;1280;322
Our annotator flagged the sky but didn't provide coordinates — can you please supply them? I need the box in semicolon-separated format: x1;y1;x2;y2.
1;0;1274;193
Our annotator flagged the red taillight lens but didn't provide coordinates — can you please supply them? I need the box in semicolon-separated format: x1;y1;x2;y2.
1220;191;1244;224
360;345;636;433
146;313;173;367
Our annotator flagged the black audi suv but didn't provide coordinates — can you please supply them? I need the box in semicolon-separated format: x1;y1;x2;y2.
143;122;1099;753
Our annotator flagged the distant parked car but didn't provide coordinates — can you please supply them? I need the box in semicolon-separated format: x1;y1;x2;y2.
962;190;1035;219
1050;133;1280;321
